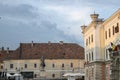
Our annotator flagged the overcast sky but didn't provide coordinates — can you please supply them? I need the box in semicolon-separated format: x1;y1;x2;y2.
0;0;120;50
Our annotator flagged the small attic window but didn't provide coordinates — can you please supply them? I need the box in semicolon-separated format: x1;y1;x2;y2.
63;53;65;55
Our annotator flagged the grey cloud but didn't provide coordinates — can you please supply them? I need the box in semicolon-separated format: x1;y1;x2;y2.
0;16;82;49
1;0;118;50
0;3;37;19
82;0;120;8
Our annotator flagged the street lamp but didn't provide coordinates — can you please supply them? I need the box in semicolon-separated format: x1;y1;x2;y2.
4;68;7;80
16;67;23;80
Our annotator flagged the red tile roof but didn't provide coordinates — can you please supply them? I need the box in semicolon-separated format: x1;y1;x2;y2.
0;42;84;60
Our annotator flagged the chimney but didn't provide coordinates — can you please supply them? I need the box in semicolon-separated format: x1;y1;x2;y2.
90;12;99;22
48;41;51;45
2;47;4;51
81;25;87;34
31;41;34;47
19;43;22;59
59;41;63;45
81;25;87;30
7;47;9;53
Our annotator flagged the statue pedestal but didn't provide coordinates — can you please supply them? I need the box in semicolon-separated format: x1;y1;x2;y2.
40;70;46;79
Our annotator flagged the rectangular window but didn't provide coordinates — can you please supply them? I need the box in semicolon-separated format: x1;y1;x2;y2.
91;52;93;61
86;69;88;77
52;74;55;78
62;64;64;68
106;67;109;76
109;29;111;38
115;23;119;33
87;54;88;61
91;34;93;42
89;53;91;61
10;64;13;69
113;26;115;35
106;49;108;60
117;23;119;32
52;64;55;68
70;63;73;68
86;39;88;46
105;31;107;39
89;37;90;44
92;68;94;77
25;64;27;68
1;65;3;69
34;63;37;68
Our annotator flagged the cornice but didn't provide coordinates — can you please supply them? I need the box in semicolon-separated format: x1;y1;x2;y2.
102;8;120;26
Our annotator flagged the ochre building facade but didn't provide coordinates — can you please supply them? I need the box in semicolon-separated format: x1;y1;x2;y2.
81;9;120;80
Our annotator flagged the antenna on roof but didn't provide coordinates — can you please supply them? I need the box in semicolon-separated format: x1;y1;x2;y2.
7;47;9;53
31;41;34;47
94;11;96;14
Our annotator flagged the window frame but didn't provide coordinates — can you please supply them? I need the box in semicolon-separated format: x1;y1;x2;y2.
105;31;107;39
34;63;37;68
70;63;73;68
10;64;14;69
25;64;27;68
91;34;93;42
109;28;111;38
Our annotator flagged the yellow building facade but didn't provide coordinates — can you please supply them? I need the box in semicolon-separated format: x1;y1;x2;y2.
102;9;120;80
81;9;120;80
